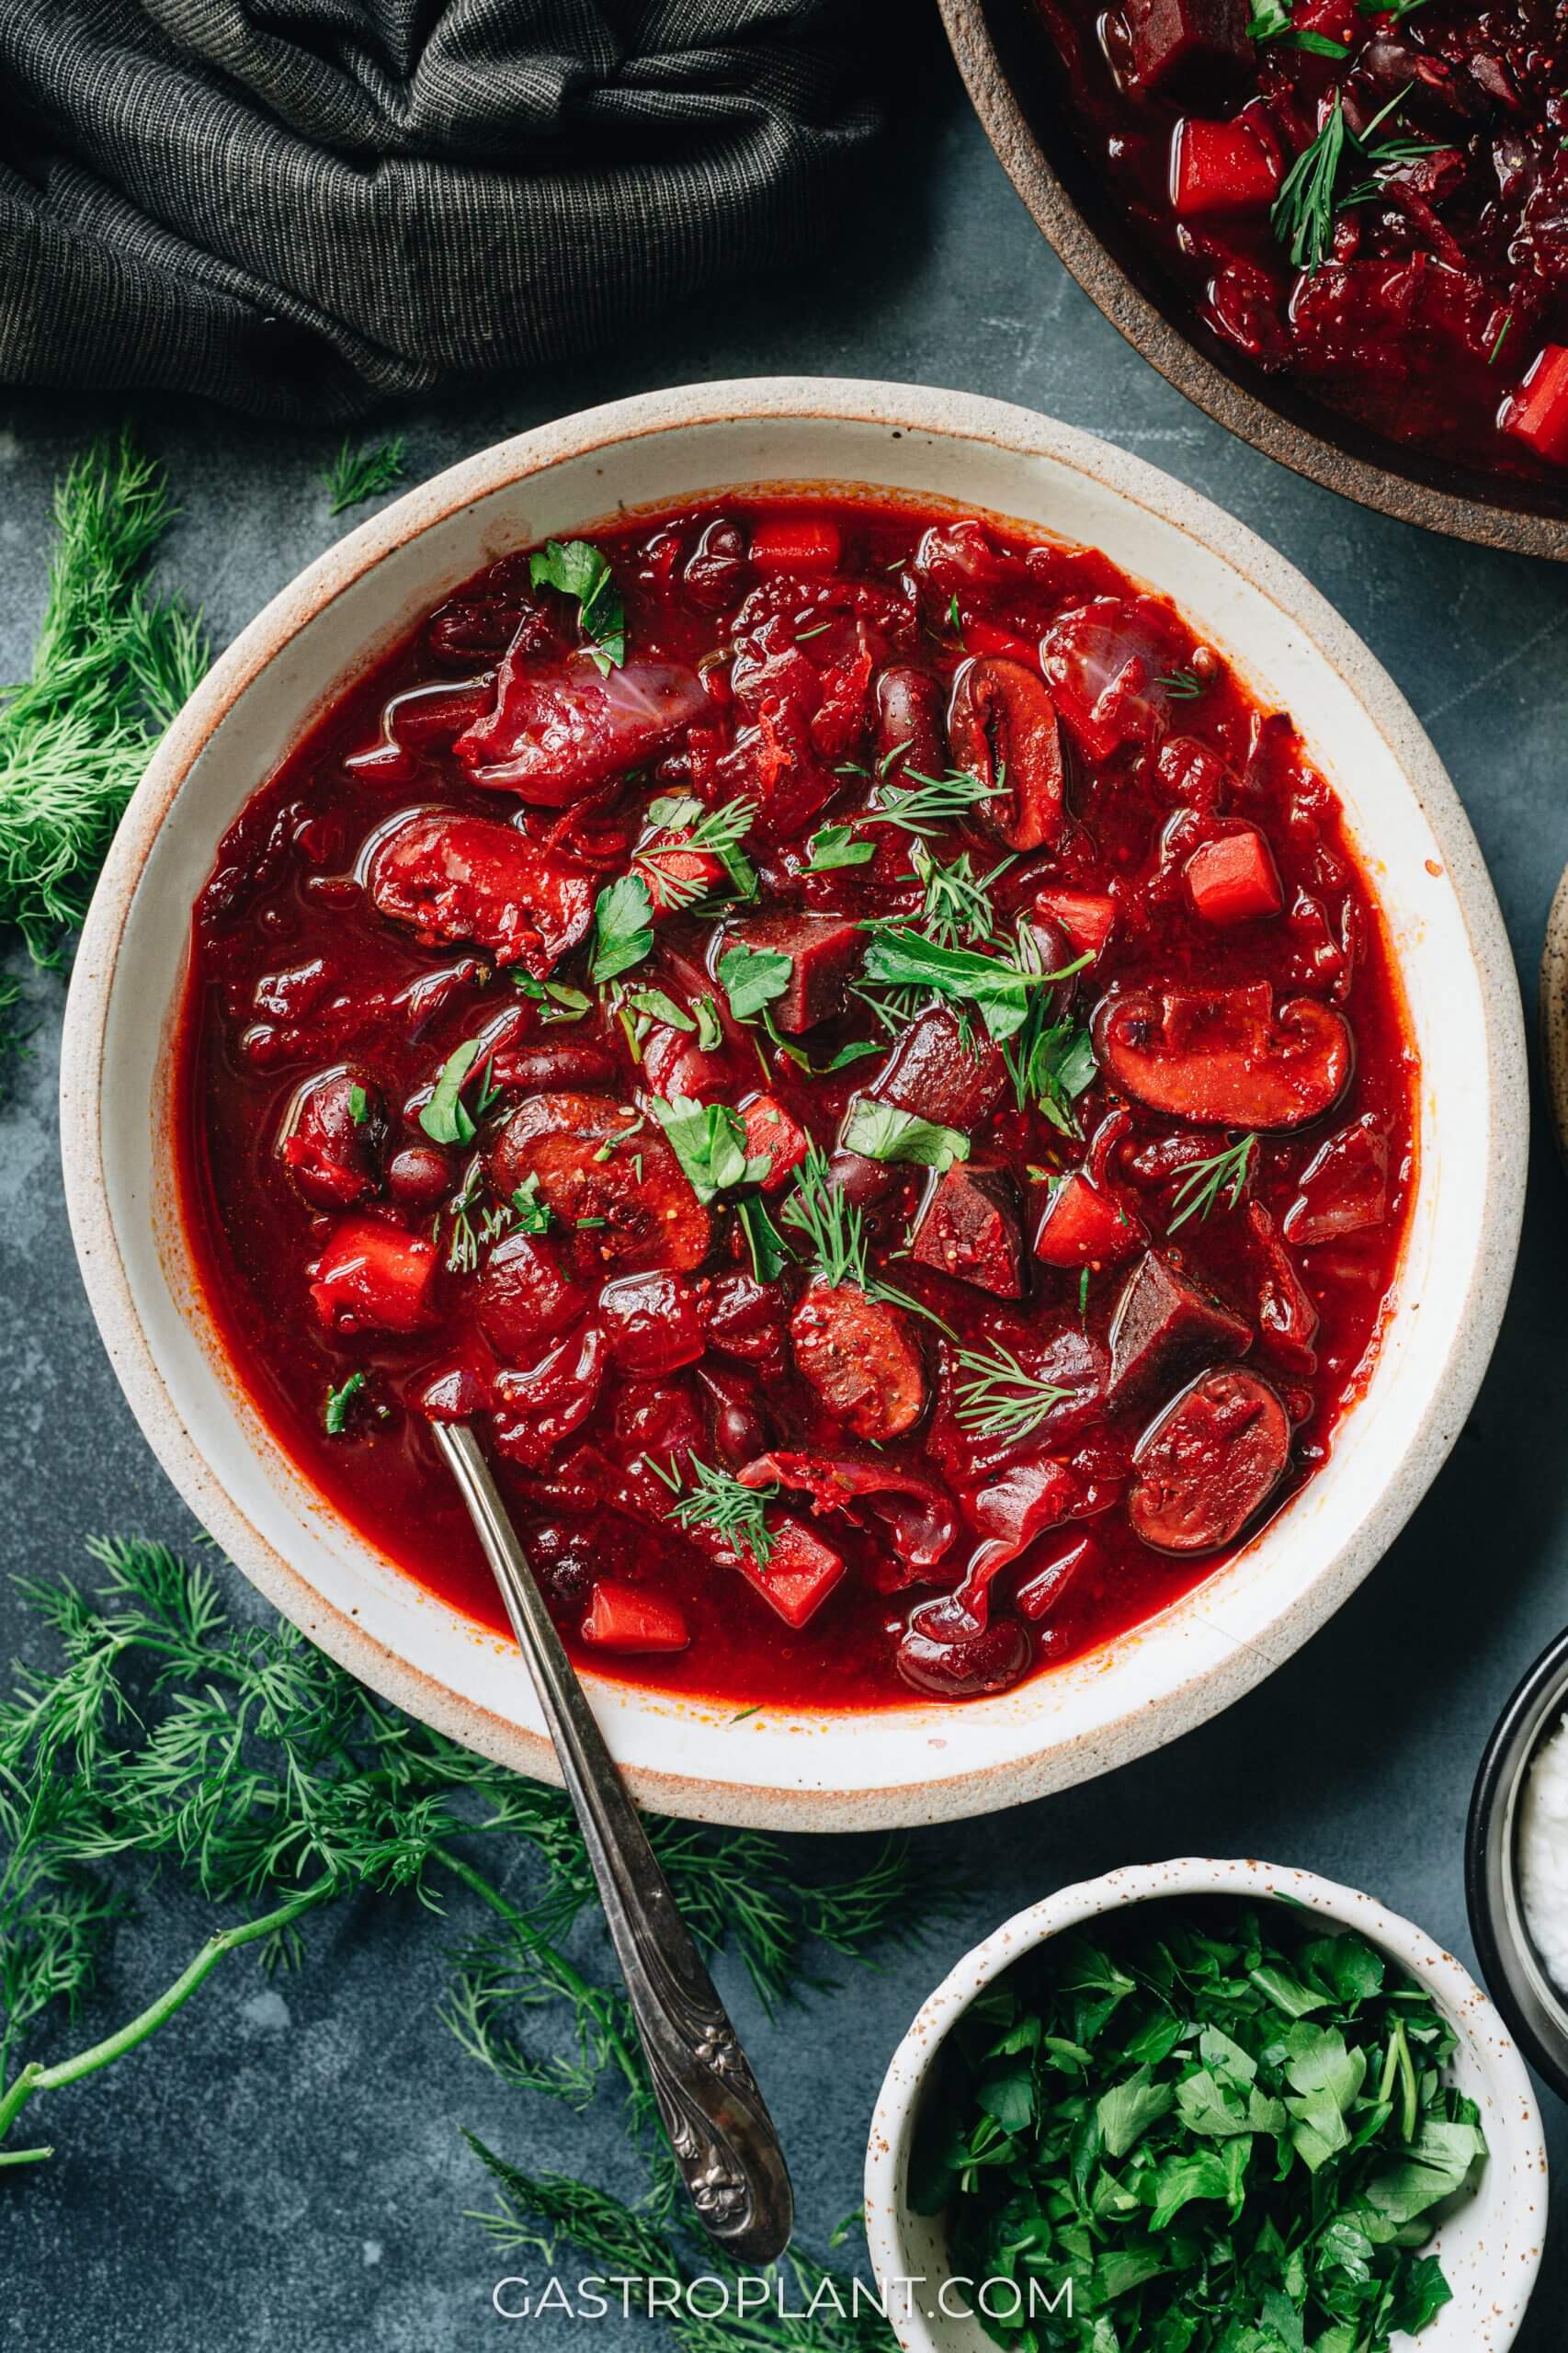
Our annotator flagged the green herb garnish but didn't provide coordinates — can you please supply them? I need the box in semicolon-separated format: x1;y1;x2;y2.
840;1100;971;1172
780;1145;954;1335
859;923;1088;1045
918;1900;1486;2353
624;985;695;1033
1167;1133;1258;1233
911;838;1012;950
347;1082;369;1126
1155;666;1205;699
420;1040;498;1146
951;1343;1074;1439
718;941;792;1022
652;1454;779;1567
735;1193;794;1285
1273;90;1437;276
528;538;625;675
869;767;1005;838
513;974;592;1023
589;871;654;983
323;1372;368;1435
635;794;757;908
323;435;407;516
510;1175;552;1233
805;824;876;872
649;1096;770;1203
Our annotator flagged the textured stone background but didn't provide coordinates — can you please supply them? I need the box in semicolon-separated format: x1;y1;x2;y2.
4;36;1567;2352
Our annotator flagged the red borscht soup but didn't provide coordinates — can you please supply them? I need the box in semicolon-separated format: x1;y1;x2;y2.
176;497;1415;1711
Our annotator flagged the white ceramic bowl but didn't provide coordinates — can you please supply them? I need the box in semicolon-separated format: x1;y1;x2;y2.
865;1858;1547;2352
59;379;1526;1830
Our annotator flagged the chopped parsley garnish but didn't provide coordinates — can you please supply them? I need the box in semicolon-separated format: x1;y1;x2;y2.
1167;1133;1258;1233
650;1453;779;1567
718;941;792;1022
588;870;654;984
510;1175;552;1233
513;974;592;1023
323;1371;368;1436
804;823;875;872
950;1343;1073;1439
858;923;1089;1045
735;1193;794;1285
623;984;695;1033
649;1096;770;1203
840;1100;971;1172
917;1900;1486;2353
347;1082;369;1125
420;1039;498;1146
694;995;723;1051
1005;1011;1097;1131
528;538;625;675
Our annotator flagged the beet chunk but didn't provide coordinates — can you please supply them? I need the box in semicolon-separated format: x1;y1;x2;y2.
869;1006;1007;1131
366;809;593;977
477;1232;588;1358
908;1165;1025;1297
1128;1366;1290;1553
725;913;863;1031
790;1278;926;1439
1107;1249;1250;1406
1122;0;1248;95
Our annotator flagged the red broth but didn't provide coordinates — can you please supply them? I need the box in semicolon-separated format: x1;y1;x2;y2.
175;496;1416;1711
1031;0;1568;483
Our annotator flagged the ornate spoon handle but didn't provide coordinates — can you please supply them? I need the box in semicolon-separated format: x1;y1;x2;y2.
433;1420;794;2267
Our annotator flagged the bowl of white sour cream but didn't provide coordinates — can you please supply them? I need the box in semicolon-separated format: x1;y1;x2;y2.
1468;1623;1568;2102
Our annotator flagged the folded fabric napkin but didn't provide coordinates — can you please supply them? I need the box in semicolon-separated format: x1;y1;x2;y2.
0;0;884;417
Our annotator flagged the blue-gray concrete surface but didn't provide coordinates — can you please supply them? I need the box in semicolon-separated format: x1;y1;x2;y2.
4;45;1567;2352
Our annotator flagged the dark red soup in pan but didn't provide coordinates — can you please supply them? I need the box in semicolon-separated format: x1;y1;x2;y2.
1032;0;1568;482
176;497;1416;1711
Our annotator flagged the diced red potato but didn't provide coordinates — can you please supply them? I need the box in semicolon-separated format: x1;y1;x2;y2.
1033;887;1117;959
874;665;947;781
703;1270;789;1378
790;1278;926;1440
1503;345;1568;466
490;1092;710;1274
1282;1116;1391;1245
580;1578;690;1655
747;517;842;575
1107;1249;1251;1406
365;809;594;978
279;1067;385;1211
1170;116;1280;216
723;912;863;1031
869;1006;1008;1131
1032;1170;1143;1267
733;1515;846;1629
1092;983;1354;1130
491;1323;608;1469
1128;1366;1290;1553
737;1451;959;1571
908;1165;1025;1297
452;654;709;802
1122;0;1249;92
477;1231;589;1358
309;1215;438;1336
1245;1201;1320;1373
598;1271;708;1377
1185;827;1283;926
738;1094;810;1191
946;656;1066;853
894;1595;1031;1699
1015;1532;1099;1623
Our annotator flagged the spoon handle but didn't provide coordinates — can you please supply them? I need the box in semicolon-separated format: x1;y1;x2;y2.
432;1420;794;2267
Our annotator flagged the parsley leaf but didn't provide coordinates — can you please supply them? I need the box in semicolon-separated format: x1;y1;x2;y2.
323;1371;368;1436
589;872;653;983
528;538;625;675
859;923;1087;1044
510;1175;552;1233
805;824;875;872
840;1100;971;1171
718;942;792;1022
649;1097;770;1203
421;1039;493;1145
624;985;695;1033
736;1193;793;1284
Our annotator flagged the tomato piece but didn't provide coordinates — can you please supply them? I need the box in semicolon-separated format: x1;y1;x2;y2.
1503;345;1568;466
490;1093;710;1274
1128;1367;1290;1553
790;1278;926;1440
869;1006;1008;1131
1282;1116;1390;1245
310;1216;437;1336
747;517;842;575
908;1165;1025;1297
1107;1249;1251;1406
1185;827;1283;926
1171;117;1280;216
724;913;863;1032
365;809;594;978
279;1067;385;1211
735;1515;846;1629
580;1579;690;1655
453;654;708;802
1033;1169;1142;1267
478;1232;588;1358
598;1271;708;1376
947;656;1065;852
1092;983;1353;1131
1033;887;1116;958
738;1094;810;1191
1015;1533;1099;1622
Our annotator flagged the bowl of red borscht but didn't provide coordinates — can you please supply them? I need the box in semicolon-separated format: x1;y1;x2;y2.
59;380;1526;1828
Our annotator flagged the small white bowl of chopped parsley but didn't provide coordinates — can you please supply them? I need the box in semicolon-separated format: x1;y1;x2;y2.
864;1858;1545;2353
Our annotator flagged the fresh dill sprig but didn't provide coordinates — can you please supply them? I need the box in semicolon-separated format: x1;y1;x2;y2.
867;767;1004;837
780;1146;956;1336
1155;667;1204;699
0;434;209;960
1272;89;1437;276
1166;1133;1258;1233
910;838;1011;950
323;435;408;517
651;1453;779;1567
951;1343;1074;1440
634;793;758;909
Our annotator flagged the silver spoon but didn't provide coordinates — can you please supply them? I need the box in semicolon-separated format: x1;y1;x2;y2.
432;1418;794;2267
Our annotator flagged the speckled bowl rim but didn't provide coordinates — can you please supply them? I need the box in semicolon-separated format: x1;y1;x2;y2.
865;1858;1547;2352
57;377;1528;1830
937;0;1568;560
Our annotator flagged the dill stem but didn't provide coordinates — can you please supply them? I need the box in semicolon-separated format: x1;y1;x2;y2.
0;1874;336;2158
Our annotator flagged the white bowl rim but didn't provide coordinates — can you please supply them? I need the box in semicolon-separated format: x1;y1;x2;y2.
864;1856;1548;2353
57;375;1528;1829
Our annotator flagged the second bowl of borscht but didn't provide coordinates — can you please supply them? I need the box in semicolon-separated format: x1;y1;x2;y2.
59;380;1526;1828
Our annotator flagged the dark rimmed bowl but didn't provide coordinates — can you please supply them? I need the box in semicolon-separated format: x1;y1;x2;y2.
1467;1624;1568;2102
938;0;1568;561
